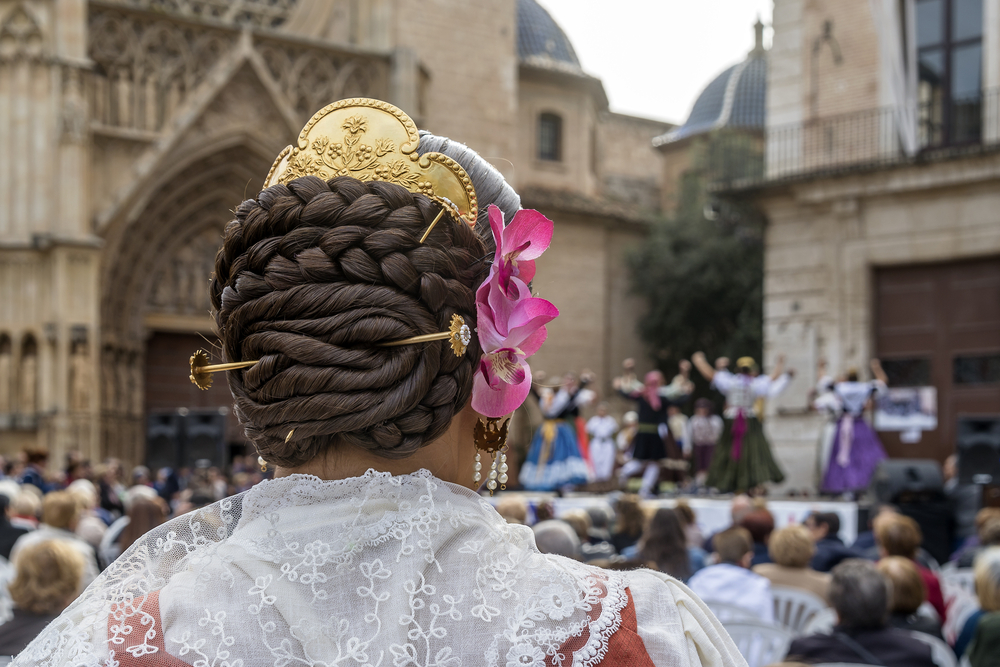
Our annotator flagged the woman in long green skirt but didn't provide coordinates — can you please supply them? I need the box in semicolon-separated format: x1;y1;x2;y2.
691;352;787;493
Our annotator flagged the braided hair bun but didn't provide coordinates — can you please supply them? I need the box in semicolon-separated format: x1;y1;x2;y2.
210;175;491;467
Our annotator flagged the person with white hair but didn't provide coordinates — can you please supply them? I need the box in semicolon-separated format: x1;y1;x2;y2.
532;520;582;560
66;479;107;550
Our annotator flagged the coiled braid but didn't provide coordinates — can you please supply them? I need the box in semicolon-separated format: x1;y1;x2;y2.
210;175;489;467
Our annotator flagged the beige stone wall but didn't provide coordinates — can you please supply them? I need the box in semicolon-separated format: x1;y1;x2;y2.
596;112;669;211
758;154;1000;490
656;142;694;215
528;212;649;407
395;0;519;169
516;75;599;196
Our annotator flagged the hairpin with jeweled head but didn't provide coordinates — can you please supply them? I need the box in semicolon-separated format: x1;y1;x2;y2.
189;316;472;390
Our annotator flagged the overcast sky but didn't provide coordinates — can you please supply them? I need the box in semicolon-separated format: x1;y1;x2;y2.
537;0;774;125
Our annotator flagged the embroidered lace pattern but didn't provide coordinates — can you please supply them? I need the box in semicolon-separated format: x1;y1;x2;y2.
14;470;629;667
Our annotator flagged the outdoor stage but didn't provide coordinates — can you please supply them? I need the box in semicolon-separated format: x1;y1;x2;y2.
487;493;862;544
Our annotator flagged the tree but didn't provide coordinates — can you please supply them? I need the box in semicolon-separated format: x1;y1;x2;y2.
628;131;765;377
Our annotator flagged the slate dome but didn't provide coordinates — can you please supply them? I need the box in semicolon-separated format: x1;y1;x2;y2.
654;24;767;146
517;0;582;72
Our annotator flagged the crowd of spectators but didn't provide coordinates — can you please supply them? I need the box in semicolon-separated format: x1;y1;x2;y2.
2;445;1000;666
0;447;269;654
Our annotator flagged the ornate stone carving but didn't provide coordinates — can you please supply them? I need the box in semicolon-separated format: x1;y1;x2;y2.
0;4;44;61
0;334;11;414
148;227;220;318
102;0;301;30
70;336;92;413
19;335;37;414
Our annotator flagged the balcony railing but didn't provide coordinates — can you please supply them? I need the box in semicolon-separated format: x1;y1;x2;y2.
709;87;1000;190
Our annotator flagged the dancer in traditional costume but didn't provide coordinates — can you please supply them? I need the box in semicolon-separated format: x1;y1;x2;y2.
691;352;786;493
615;361;693;497
819;359;889;494
685;397;724;487
519;372;594;491
585;402;619;482
811;364;841;490
13;99;743;667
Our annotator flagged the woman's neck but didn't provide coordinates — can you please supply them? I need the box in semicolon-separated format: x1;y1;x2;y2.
273;405;481;490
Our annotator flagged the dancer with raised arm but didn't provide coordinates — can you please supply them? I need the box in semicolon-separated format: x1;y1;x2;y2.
691;352;786;493
819;358;889;495
615;360;693;497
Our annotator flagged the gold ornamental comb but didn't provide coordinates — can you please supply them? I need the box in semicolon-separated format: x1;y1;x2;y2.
264;98;478;229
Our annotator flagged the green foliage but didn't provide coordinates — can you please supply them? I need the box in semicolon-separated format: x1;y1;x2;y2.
628;131;765;376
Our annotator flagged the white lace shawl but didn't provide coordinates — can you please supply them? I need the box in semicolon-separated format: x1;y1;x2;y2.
13;470;745;667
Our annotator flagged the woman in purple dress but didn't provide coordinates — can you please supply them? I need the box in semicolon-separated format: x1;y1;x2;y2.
820;358;889;494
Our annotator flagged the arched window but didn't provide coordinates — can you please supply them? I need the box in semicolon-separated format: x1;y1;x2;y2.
538;112;562;162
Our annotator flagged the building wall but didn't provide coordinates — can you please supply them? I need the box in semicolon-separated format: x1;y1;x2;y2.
758;154;1000;489
596;112;670;211
0;0;664;469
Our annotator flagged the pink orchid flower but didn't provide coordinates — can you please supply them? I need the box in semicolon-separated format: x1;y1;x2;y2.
471;206;559;418
488;205;553;298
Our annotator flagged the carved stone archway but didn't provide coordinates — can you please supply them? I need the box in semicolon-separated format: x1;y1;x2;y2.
98;135;278;464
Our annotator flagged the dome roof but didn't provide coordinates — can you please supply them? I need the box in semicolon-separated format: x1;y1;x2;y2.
653;41;767;146
517;0;582;73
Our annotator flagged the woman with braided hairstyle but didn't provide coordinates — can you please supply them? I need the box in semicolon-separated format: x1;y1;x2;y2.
13;100;742;667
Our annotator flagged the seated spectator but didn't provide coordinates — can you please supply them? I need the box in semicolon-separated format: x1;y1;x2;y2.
876;556;943;639
674;499;704;550
702;494;751;553
688;526;774;622
954;546;1000;663
66;478;107;550
784;559;936;666
629;507;705;581
532;520;581;560
561;509;591;546
9;491;99;591
99;491;164;568
754;525;831;603
740;507;775;567
585;504;614;544
953;507;1000;564
874;512;947;622
10;488;40;530
494;496;528;525
945;454;981;552
851;503;896;553
0;492;28;560
805;511;856;573
957;516;1000;569
0;539;85;655
610;494;644;554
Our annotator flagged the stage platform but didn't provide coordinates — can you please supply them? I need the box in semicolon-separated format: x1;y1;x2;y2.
486;492;861;544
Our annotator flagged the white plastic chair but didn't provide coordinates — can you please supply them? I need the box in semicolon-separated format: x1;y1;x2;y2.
705;601;758;623
801;606;838;635
721;619;794;667
908;630;958;667
940;567;975;596
771;586;829;633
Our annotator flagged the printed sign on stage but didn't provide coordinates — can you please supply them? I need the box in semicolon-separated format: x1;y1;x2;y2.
874;387;938;432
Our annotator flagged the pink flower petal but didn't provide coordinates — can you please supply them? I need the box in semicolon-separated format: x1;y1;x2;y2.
516;325;548;358
517;259;536;285
504;298;559;350
472;360;532;419
488;205;505;265
502;209;553;261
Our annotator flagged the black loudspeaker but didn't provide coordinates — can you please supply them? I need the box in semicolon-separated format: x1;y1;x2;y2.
957;416;1000;485
146;409;226;471
146;412;182;472
183;410;226;469
869;458;944;504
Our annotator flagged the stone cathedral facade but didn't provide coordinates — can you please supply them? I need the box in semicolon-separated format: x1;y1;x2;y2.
0;0;667;469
